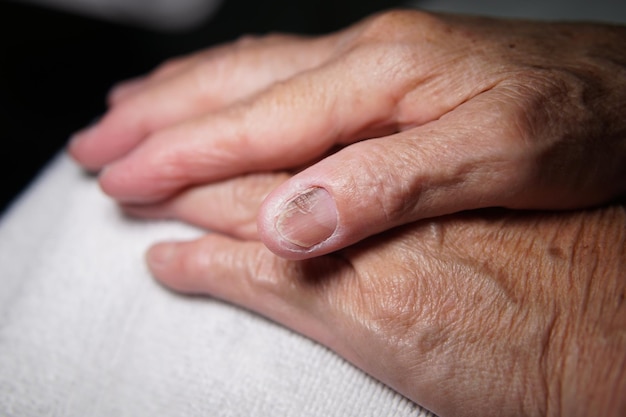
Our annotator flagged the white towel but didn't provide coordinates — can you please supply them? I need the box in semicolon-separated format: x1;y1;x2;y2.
0;152;434;417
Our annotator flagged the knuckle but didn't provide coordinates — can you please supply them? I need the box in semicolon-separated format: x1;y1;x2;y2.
246;252;356;312
340;11;444;94
245;248;294;297
351;256;447;356
366;276;422;326
191;54;229;95
145;134;186;180
356;9;441;44
345;41;418;87
344;140;424;224
497;68;595;150
192;35;282;94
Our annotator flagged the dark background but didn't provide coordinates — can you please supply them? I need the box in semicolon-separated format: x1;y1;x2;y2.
0;0;399;215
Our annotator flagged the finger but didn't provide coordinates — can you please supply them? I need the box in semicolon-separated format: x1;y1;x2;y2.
69;34;334;171
147;204;626;417
96;40;457;204
107;54;195;105
122;172;290;240
146;234;354;351
107;39;282;105
256;87;551;259
144;223;436;415
107;76;148;105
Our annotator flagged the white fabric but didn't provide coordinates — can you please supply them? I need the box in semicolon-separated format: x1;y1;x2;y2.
0;153;434;417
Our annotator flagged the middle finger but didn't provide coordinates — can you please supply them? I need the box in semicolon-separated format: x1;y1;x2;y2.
121;172;291;240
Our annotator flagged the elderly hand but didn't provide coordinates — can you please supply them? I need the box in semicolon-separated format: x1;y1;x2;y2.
118;171;626;417
69;9;626;259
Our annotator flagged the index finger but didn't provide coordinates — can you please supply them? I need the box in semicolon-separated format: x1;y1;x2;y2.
69;34;335;171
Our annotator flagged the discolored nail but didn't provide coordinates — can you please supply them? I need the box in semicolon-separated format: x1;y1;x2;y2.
275;187;338;248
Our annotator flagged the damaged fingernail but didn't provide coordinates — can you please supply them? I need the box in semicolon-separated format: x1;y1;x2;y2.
275;187;338;248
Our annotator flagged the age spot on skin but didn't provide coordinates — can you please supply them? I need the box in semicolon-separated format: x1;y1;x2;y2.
547;245;566;260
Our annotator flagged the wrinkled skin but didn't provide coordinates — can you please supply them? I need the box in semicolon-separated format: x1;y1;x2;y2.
134;173;626;417
67;9;626;417
69;9;626;259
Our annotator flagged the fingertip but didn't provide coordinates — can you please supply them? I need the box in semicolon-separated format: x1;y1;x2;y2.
97;165;118;198
258;182;341;260
67;124;107;172
97;164;138;203
67;111;132;172
107;77;146;105
147;242;176;270
146;242;188;291
98;158;171;205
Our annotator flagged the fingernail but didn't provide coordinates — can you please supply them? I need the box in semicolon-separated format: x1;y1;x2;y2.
276;187;338;248
147;243;177;270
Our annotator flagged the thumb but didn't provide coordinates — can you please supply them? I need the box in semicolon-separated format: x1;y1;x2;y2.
257;101;531;260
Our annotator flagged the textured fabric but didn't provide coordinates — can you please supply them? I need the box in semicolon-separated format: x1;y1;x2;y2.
0;153;434;417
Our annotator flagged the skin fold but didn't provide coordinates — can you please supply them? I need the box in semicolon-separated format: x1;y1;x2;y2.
67;9;626;417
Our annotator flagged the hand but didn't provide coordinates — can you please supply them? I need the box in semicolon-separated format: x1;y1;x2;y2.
127;172;626;417
69;9;626;260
